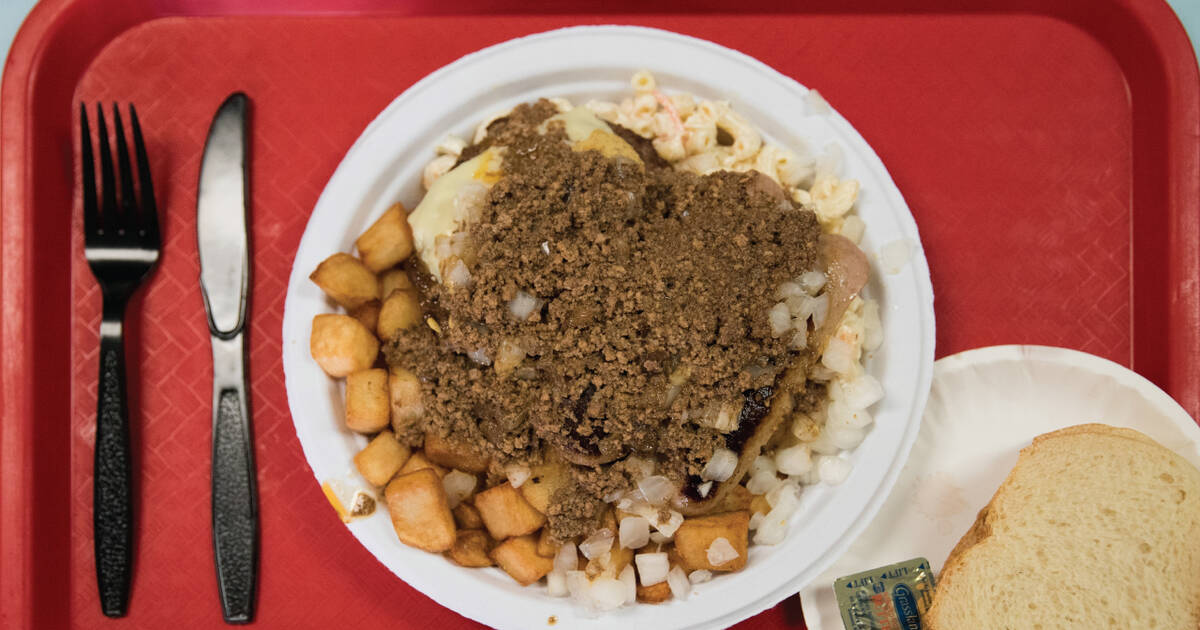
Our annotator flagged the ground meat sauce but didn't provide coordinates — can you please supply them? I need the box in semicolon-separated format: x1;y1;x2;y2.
386;100;824;540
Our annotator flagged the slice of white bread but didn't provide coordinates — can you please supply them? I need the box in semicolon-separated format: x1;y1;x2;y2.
927;423;1200;630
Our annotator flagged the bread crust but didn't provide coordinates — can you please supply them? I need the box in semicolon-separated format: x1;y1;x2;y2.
927;423;1200;629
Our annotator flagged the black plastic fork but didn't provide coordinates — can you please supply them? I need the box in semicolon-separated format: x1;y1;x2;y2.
80;103;161;618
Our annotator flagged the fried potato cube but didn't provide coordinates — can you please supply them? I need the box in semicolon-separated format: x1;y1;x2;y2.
446;529;494;568
536;528;559;558
389;366;424;432
355;204;414;272
310;253;379;309
490;535;554;586
519;461;571;515
475;483;546;539
384;469;456;552
350;300;381;334
636;580;673;604
398;451;445;479
673;511;750;572
666;544;686;570
424;431;490;473
377;289;422;341
310;314;379;377
344;368;390;433
453;502;484;530
378;267;415;299
353;430;411;486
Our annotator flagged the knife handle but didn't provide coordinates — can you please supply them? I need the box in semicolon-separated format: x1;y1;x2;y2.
211;335;258;624
94;315;133;618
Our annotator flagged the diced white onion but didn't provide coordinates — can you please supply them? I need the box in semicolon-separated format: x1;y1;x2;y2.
808;428;841;455
753;512;789;545
775;281;805;299
840;214;866;244
506;464;531;488
547;570;568;597
816;455;852;485
580;529;614;560
467;347;491;366
752;455;777;476
766;482;801;518
619;564;636;604
701;448;738;482
689;569;713;584
507;290;543;321
706;537;739;567
654;510;684;538
821;337;855;374
590;576;626;610
810;293;830;329
791;413;821;442
637;475;675;505
711;405;737;433
566;570;590;600
768;302;792;337
828;424;865;449
635;552;669;586
809;363;837;382
667;566;690;600
649;531;670;545
840;374;884;410
746;469;782;495
441;471;476;509
794;467;823;486
749;512;765;530
619;516;650;549
774;444;813;476
445;258;471;287
799;270;827;295
697;480;714;498
555;542;579;572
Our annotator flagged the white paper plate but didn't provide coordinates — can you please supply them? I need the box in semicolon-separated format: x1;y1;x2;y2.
281;25;935;630
799;345;1200;629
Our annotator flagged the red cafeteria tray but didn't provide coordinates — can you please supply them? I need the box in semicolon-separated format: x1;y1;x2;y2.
2;0;1197;628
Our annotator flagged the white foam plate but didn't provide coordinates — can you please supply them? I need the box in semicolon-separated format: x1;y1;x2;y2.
282;25;935;630
799;345;1200;629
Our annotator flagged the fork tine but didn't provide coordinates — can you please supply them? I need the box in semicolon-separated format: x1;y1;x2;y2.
95;104;119;234
111;104;137;224
80;103;99;237
128;104;159;243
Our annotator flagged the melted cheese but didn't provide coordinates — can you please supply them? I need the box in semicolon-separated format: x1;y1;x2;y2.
407;148;501;280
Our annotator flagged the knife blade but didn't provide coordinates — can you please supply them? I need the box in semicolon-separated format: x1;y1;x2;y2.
197;92;258;625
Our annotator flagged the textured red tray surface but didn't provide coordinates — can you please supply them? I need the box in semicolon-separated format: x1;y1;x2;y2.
2;1;1198;629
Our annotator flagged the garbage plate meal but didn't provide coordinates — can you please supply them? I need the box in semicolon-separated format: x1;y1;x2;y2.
306;71;886;610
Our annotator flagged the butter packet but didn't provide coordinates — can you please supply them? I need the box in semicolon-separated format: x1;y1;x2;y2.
834;557;935;630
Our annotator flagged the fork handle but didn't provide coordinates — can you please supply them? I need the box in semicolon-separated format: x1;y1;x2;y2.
94;314;133;618
210;333;258;624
